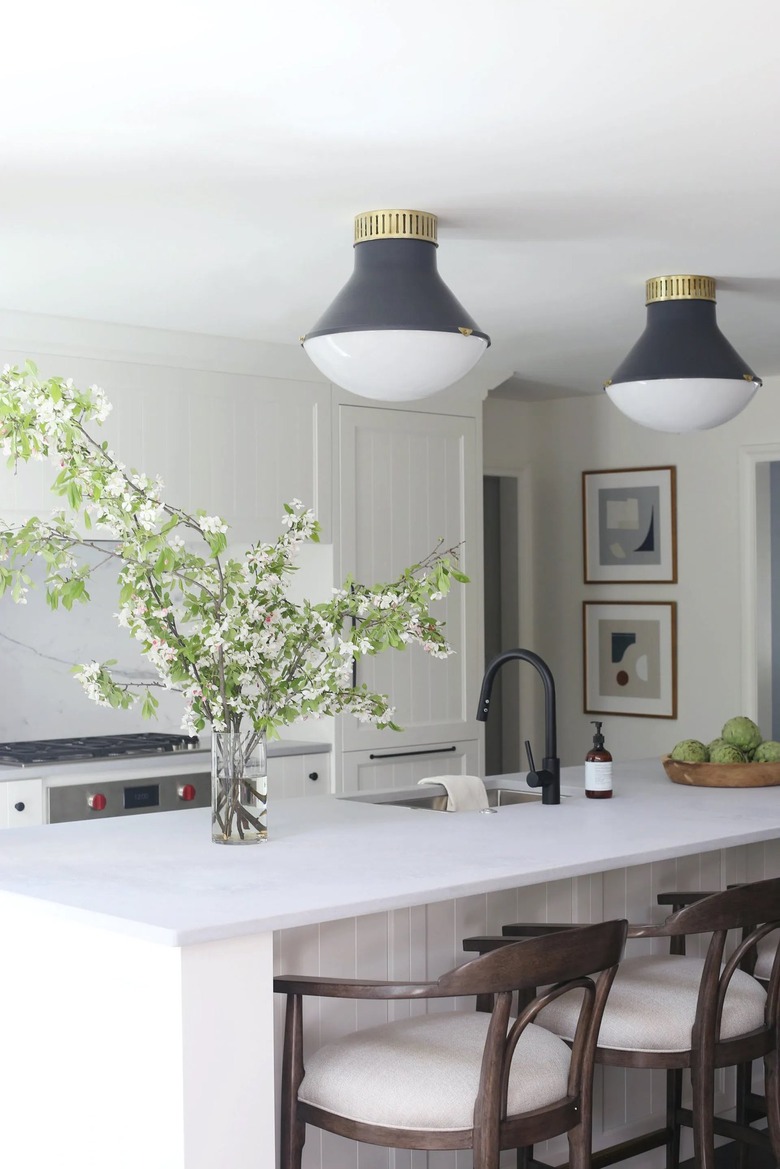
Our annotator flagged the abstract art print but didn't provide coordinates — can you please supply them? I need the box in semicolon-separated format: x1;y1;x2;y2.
582;466;677;583
583;600;677;718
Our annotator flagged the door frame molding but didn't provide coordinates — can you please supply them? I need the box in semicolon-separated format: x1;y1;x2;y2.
483;463;540;768
740;443;780;726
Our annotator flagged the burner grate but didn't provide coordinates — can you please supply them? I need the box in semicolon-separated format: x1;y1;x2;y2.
0;732;201;767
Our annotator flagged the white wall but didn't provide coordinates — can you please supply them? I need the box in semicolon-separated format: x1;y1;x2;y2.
483;379;780;767
0;311;331;741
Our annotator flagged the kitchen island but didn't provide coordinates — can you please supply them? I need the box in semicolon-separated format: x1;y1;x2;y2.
1;759;780;1168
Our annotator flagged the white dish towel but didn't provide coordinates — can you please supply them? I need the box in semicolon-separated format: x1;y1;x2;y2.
417;775;489;812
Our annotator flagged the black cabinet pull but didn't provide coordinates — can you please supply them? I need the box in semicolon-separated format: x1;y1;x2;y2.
369;746;458;761
13;802;25;812
308;772;319;781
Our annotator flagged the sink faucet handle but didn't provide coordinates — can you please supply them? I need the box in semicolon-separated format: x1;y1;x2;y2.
524;739;536;772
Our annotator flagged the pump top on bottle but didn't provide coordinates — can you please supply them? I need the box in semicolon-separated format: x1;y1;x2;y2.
585;721;613;799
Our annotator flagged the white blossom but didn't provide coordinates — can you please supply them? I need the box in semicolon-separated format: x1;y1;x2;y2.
198;515;228;536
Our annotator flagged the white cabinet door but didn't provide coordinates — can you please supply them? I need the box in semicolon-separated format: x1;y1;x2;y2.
0;780;44;828
341;740;480;793
267;752;330;798
338;405;481;752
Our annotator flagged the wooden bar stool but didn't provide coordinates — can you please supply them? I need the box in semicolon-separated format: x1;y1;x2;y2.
274;919;627;1169
657;884;780;1165
464;877;780;1169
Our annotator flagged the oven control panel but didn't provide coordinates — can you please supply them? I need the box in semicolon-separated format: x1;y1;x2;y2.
47;772;211;824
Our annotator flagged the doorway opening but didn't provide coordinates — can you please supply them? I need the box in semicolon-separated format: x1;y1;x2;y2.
755;459;780;738
483;475;521;775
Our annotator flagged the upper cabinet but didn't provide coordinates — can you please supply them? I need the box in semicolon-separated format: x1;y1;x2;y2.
337;403;482;754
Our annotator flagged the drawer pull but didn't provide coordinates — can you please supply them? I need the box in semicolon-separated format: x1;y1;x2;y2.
13;802;25;812
368;746;458;761
308;772;319;781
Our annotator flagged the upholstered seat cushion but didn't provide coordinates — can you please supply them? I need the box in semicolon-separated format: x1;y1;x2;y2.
754;935;778;982
298;1009;572;1131
536;955;766;1053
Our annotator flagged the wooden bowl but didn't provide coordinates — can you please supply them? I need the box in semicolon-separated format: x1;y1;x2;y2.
662;756;780;788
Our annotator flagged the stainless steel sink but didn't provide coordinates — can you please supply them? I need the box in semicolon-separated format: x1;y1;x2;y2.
367;787;564;811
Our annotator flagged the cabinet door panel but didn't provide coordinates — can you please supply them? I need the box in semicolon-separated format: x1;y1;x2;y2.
1;780;44;828
341;740;480;793
339;406;480;751
267;753;331;799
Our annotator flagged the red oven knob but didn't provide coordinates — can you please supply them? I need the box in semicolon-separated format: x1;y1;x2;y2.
178;783;197;802
88;793;107;811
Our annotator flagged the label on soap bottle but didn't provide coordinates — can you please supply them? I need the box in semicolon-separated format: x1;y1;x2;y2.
585;760;612;792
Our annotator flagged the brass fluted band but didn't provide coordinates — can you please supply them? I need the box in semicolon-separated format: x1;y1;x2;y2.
354;209;438;245
646;275;716;304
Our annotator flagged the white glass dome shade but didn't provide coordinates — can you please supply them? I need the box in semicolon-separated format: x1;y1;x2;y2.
303;210;490;401
605;276;761;433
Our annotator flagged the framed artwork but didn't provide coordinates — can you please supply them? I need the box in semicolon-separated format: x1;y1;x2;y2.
583;600;677;718
582;466;677;583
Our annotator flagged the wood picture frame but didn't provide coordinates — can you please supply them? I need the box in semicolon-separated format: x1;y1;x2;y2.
582;466;677;583
583;600;677;718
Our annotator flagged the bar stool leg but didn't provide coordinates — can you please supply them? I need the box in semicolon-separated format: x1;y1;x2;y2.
516;1146;532;1169
735;1062;752;1169
665;1067;683;1169
690;1057;717;1169
764;1046;780;1165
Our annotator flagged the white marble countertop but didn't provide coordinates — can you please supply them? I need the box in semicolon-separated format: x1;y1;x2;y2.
1;758;780;947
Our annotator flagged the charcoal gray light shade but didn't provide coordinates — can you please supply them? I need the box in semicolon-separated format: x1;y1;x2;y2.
605;275;761;433
303;209;490;401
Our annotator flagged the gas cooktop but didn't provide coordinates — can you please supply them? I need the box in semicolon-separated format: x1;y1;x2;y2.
0;733;202;767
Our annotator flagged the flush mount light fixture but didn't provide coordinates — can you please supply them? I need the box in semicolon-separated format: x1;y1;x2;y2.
302;209;490;401
604;275;761;433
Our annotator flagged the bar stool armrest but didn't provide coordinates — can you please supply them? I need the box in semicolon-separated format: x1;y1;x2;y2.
627;922;671;939
656;890;718;908
274;974;437;999
463;935;526;953
502;922;580;937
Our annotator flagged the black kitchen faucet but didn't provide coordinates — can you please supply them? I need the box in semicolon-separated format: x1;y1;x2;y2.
476;648;561;805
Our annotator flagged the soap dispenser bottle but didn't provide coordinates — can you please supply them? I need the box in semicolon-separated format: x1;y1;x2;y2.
585;721;612;799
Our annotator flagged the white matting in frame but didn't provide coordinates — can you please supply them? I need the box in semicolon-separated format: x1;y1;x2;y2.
582;466;677;583
583;600;677;718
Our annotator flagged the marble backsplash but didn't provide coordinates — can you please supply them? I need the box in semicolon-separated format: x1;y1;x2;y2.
0;544;186;741
0;540;334;744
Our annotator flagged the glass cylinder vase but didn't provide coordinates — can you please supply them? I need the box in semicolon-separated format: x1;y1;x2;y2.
211;729;268;845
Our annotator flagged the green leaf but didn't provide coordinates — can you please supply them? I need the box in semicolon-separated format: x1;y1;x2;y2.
141;691;159;720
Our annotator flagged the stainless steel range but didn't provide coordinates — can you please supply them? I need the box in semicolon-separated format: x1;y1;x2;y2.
0;732;212;827
0;732;201;768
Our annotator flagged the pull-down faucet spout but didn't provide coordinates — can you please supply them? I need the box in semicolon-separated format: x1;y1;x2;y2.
476;648;561;805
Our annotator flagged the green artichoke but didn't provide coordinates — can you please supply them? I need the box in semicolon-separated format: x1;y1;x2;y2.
670;739;709;763
709;741;747;764
721;716;762;754
754;740;780;763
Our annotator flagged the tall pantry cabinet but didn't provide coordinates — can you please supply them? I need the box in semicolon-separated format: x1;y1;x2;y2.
335;402;484;791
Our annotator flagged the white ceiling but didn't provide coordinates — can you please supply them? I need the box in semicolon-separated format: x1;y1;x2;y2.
2;0;779;399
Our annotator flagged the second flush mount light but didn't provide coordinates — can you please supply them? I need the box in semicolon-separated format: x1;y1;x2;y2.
605;275;762;433
302;209;490;401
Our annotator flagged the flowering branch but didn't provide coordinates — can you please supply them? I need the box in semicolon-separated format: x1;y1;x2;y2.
0;363;468;738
